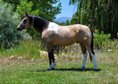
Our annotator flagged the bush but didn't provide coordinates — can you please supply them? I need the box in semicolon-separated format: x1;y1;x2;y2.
94;32;110;49
0;0;21;49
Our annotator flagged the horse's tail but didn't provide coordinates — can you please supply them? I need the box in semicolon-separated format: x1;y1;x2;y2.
89;29;95;61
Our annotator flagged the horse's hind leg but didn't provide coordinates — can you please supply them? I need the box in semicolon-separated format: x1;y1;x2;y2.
47;45;56;70
80;44;87;70
89;51;97;69
86;46;97;69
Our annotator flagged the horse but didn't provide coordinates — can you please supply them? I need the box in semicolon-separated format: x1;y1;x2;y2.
17;14;97;70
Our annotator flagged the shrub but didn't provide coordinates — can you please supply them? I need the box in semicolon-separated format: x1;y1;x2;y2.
94;32;110;49
0;0;21;49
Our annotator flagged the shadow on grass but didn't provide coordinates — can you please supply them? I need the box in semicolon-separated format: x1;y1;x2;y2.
55;68;101;72
31;68;101;72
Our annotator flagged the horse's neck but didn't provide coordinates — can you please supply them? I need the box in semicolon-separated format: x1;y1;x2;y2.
33;17;49;33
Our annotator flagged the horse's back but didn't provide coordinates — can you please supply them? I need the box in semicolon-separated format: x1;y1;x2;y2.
58;24;92;45
58;24;91;39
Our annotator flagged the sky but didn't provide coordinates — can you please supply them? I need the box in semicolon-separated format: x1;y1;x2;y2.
56;0;77;19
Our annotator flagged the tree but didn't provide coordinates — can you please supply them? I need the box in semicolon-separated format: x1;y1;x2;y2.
66;20;70;25
70;0;118;39
3;0;61;21
0;0;21;49
71;12;80;24
16;0;39;16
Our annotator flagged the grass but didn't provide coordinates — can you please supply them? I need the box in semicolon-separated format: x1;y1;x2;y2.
0;40;42;59
0;40;118;84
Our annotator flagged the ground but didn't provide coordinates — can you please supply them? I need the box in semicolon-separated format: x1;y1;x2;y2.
0;48;118;84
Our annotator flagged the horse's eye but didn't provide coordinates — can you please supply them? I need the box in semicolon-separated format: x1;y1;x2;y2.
24;19;27;24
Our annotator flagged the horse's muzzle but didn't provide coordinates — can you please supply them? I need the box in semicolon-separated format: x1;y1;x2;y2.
17;27;22;31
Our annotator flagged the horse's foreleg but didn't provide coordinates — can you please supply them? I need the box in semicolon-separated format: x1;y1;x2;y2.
81;52;87;70
47;46;56;70
48;51;52;66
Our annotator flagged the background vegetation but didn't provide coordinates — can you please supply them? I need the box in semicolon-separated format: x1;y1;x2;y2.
70;0;118;39
0;0;21;49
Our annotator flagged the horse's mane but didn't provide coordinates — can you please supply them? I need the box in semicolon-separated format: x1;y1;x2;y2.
29;15;49;32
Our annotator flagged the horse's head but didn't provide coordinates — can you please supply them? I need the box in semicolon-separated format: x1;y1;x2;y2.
17;14;49;33
17;13;33;31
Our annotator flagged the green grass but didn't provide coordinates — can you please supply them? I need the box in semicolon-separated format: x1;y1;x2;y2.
0;40;118;84
0;40;42;59
0;56;118;84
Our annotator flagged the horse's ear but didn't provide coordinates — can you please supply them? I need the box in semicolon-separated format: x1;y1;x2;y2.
25;13;29;18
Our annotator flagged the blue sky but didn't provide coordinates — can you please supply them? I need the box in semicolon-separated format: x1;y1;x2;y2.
56;0;77;19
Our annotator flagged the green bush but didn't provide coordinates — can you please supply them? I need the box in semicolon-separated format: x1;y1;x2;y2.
0;0;21;49
94;32;110;49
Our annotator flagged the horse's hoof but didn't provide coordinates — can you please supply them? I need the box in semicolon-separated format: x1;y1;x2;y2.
47;68;56;70
51;68;56;70
47;67;52;70
93;68;98;71
80;67;85;71
47;68;51;70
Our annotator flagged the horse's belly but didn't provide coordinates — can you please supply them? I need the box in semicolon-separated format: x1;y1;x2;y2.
42;28;78;46
53;38;76;46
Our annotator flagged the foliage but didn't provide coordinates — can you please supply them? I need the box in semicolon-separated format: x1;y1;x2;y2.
30;0;61;20
70;12;80;24
16;0;39;16
0;40;42;59
3;0;19;10
0;0;22;49
4;0;61;21
70;0;118;39
94;32;110;49
66;20;70;25
3;0;19;6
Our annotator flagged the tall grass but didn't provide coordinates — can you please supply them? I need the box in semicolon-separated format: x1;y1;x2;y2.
0;40;42;59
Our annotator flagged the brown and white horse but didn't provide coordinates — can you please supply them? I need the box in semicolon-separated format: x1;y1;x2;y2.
17;14;97;70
